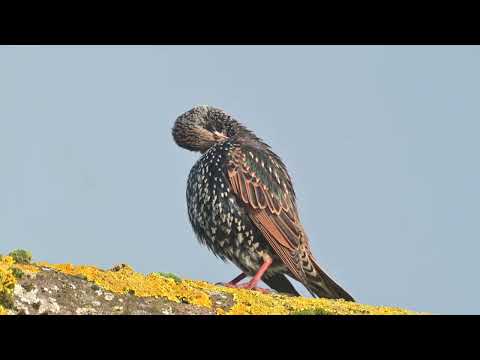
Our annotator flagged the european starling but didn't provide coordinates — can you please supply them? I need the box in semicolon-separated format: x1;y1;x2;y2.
172;105;354;301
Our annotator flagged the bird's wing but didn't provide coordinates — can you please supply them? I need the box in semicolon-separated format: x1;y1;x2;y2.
226;144;307;282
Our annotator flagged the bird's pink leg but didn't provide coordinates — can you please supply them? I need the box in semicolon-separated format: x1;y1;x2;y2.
230;258;273;293
228;273;247;285
215;273;246;287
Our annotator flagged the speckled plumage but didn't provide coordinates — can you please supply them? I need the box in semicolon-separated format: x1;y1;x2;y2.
186;141;283;276
173;105;354;301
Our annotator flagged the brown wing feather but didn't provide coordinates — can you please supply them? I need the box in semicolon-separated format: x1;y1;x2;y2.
250;211;305;282
227;146;307;283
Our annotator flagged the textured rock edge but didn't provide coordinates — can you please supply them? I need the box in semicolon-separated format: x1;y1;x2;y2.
0;253;425;315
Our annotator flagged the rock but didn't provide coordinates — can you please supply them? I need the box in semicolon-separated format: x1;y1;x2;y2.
0;251;425;315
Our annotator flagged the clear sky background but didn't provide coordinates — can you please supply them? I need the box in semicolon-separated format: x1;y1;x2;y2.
1;45;479;314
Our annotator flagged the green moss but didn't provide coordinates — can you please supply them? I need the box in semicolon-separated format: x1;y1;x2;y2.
155;272;182;283
8;249;32;264
291;308;334;315
11;268;24;279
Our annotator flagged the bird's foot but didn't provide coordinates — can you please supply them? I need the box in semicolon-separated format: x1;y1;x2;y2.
215;264;273;294
237;284;272;294
217;281;272;294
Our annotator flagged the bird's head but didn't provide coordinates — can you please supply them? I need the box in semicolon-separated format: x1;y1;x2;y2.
172;105;243;153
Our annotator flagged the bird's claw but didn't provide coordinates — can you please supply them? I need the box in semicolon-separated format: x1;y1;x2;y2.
243;286;272;294
216;281;272;294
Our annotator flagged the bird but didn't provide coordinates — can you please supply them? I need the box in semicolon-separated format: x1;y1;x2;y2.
172;105;354;301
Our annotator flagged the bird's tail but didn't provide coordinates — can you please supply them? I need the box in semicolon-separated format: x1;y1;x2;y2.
263;273;300;296
304;257;355;302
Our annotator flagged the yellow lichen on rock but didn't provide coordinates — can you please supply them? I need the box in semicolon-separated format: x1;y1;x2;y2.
36;262;212;308
184;279;419;315
0;257;16;290
14;263;40;274
0;256;17;314
0;255;423;315
33;261;422;315
0;255;15;269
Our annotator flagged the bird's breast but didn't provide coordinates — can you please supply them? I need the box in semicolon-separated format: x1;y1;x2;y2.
185;142;268;271
186;143;234;245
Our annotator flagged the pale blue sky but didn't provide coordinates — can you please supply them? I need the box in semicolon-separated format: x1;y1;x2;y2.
1;45;479;314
